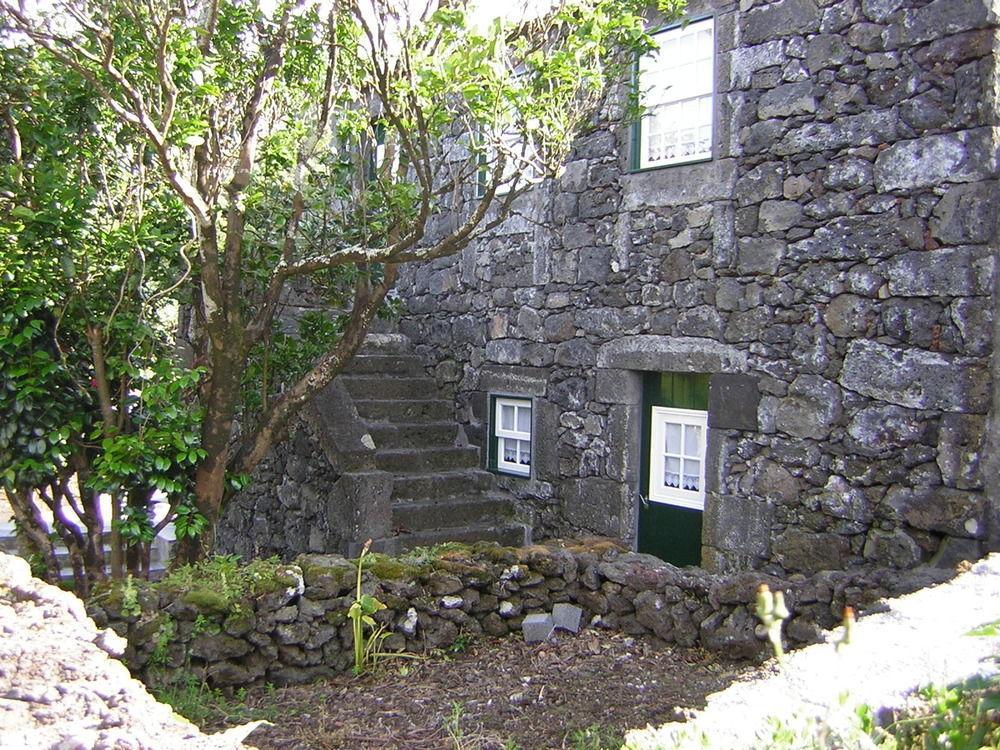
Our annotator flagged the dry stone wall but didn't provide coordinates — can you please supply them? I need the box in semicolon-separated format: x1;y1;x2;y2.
91;541;954;689
394;0;1000;573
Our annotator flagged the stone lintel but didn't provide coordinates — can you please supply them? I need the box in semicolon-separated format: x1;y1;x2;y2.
596;335;748;373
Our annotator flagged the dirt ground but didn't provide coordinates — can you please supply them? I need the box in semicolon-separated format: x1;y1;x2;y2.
218;629;754;750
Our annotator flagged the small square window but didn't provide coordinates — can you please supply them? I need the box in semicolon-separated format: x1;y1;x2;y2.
491;396;532;477
634;17;715;170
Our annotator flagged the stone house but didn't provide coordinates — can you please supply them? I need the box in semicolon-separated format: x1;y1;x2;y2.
221;0;1000;575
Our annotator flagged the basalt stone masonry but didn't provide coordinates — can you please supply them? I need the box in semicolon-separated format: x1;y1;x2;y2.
394;0;1000;573
91;540;955;688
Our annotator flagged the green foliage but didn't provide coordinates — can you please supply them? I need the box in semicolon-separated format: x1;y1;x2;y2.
883;676;1000;750
348;540;389;676
448;631;475;654
0;44;202;583
158;554;289;614
150;616;176;666
153;673;278;727
569;725;625;750
966;619;1000;637
119;575;142;618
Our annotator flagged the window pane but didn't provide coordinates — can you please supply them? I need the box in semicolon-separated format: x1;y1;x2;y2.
664;456;681;488
684;424;702;456
501;405;514;431
517;406;531;433
682;462;700;491
665;423;682;454
502;439;517;463
519;441;531;465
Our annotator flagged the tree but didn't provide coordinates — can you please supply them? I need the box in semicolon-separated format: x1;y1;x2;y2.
0;0;679;559
0;47;205;592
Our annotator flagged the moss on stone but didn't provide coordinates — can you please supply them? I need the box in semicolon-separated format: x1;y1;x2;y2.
181;588;231;613
363;553;427;581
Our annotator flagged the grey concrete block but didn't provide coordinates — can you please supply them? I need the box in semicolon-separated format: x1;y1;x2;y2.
552;603;583;634
522;613;554;643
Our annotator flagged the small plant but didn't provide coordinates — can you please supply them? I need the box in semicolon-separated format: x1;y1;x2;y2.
835;606;856;653
348;538;388;676
449;631;475;654
755;583;790;663
883;676;1000;750
445;701;468;750
569;724;624;750
153;673;278;728
120;574;142;618
149;616;176;667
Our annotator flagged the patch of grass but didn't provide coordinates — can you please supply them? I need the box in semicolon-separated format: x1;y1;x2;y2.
568;724;624;750
881;675;1000;750
154;673;278;728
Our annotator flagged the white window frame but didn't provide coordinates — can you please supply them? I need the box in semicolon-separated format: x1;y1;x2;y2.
636;17;715;170
493;396;532;477
649;406;707;510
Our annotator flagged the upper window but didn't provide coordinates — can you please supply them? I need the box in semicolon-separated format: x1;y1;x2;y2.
491;396;532;477
635;17;715;170
649;406;707;510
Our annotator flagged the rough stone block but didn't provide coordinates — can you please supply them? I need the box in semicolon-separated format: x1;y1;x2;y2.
522;613;555;643
931;181;1000;244
708;373;760;431
562;478;628;537
839;340;989;413
885;248;994;297
742;0;820;45
552;603;583;634
873;128;998;192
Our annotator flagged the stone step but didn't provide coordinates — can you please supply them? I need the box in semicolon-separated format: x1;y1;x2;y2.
392;494;514;533
367;421;458;449
375;446;480;474
344;354;425;377
358;333;412;355
392;522;530;553
354;399;454;423
341;375;438;401
392;470;493;500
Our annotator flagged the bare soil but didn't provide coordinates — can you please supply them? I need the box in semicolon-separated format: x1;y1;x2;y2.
220;629;753;750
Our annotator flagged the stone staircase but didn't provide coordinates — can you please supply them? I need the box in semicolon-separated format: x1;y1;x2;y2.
341;334;529;552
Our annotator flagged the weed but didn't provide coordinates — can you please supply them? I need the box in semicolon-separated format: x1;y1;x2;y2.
153;673;278;728
348;539;389;675
192;613;219;636
149;617;176;667
883;675;1000;750
568;724;624;750
755;583;790;662
445;701;468;750
120;574;141;618
449;631;475;654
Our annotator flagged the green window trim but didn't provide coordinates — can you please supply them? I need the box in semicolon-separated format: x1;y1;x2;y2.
629;14;718;173
488;394;533;477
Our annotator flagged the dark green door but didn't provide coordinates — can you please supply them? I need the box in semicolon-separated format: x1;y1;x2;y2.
638;372;708;566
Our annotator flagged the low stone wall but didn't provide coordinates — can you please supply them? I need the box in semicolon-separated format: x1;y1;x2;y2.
89;540;955;688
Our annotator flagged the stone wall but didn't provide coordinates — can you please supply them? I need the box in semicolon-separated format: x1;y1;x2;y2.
218;381;394;560
91;540;953;688
394;0;1000;573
